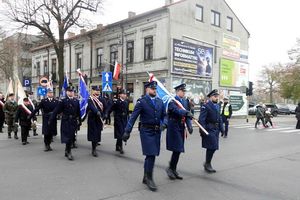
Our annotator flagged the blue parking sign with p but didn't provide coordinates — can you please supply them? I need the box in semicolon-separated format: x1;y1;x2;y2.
23;78;31;87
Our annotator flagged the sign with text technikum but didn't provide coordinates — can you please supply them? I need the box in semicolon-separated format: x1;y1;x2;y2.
102;72;113;92
172;39;213;78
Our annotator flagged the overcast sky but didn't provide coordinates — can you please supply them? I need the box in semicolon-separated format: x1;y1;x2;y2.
93;0;300;80
2;0;300;81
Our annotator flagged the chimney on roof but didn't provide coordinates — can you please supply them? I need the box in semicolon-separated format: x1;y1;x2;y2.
165;0;174;5
128;11;136;18
67;32;75;38
80;29;87;34
97;24;103;29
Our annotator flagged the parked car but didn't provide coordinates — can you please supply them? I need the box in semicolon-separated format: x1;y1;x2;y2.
248;103;279;117
287;104;297;114
248;103;256;115
276;104;291;115
265;103;279;117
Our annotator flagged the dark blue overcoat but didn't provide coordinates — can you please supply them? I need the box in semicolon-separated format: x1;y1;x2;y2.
166;96;192;153
198;100;223;150
87;97;105;142
108;98;129;139
50;97;80;144
125;95;165;156
32;98;59;136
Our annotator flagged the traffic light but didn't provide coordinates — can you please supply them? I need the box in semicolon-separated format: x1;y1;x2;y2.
246;81;253;96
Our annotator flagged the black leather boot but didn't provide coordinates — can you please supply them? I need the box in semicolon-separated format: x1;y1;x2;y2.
203;162;216;173
8;132;12;139
14;132;18;139
166;167;176;180
92;149;98;157
146;172;157;191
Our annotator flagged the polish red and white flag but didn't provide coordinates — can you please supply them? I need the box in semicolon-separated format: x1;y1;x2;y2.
113;61;121;80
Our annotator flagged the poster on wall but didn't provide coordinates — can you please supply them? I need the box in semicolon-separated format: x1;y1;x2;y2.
172;78;211;105
229;91;248;116
222;34;241;60
220;58;249;87
173;39;213;77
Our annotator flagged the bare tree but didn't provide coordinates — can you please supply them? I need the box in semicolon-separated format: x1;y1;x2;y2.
3;0;103;92
256;64;283;103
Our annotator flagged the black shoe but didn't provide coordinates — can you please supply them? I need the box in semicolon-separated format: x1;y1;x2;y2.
33;132;38;136
166;168;176;180
48;146;53;151
44;145;50;152
8;133;12;139
173;170;183;180
92;150;98;157
65;151;68;157
203;162;216;173
145;172;157;191
26;141;29;144
22;142;27;145
119;149;124;154
67;152;74;161
142;173;147;184
14;134;18;139
97;143;101;146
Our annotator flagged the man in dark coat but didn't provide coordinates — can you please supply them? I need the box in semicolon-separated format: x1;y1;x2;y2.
104;93;113;125
107;89;129;154
166;83;193;180
0;92;5;133
123;81;165;192
220;96;232;138
296;102;300;129
198;89;224;173
50;86;81;161
87;86;105;157
15;98;36;145
31;89;59;151
3;93;18;139
255;103;266;128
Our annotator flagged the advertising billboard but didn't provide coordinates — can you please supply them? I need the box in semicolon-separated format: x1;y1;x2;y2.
220;58;249;87
173;39;213;77
229;91;248;116
172;78;211;105
222;34;241;60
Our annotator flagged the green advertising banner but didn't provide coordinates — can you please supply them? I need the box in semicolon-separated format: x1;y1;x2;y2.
220;58;249;87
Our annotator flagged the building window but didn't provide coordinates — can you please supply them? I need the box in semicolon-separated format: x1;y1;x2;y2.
144;37;153;61
76;52;82;69
36;61;40;76
110;44;118;72
227;16;233;32
126;41;134;63
51;58;57;80
44;60;48;76
195;5;203;22
211;10;220;27
96;48;103;68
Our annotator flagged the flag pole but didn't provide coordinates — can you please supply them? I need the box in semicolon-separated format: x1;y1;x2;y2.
147;72;209;135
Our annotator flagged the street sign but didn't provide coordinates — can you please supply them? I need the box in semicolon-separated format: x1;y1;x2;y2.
23;78;31;87
102;82;113;92
37;86;47;96
102;72;112;83
39;77;48;87
102;72;113;92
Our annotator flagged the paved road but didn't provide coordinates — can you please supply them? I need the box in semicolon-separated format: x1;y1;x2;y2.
0;115;300;200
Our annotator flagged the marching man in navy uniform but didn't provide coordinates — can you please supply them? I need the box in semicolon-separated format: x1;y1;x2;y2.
31;89;59;151
198;89;224;173
166;83;193;180
107;89;129;154
87;86;105;157
123;81;165;192
50;86;81;161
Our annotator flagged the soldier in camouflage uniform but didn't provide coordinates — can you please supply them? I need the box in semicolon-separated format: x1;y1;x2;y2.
3;93;19;139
